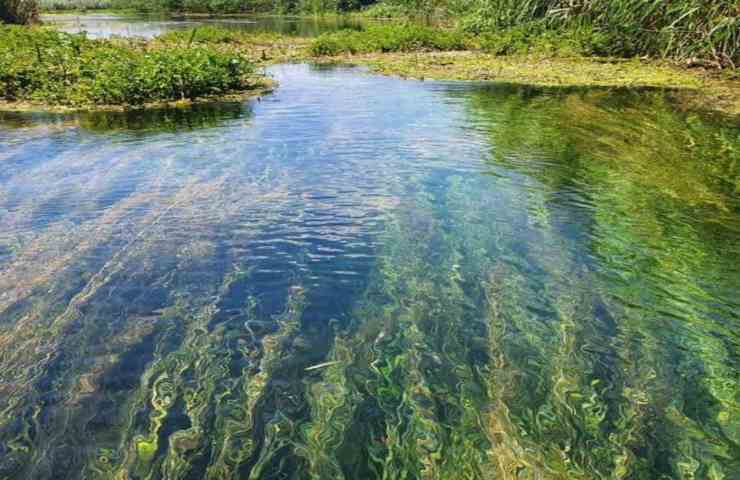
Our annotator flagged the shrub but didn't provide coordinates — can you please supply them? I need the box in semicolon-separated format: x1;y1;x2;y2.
361;2;409;18
0;0;40;24
158;26;284;45
0;26;260;107
159;26;247;45
477;21;611;57
38;0;118;10
311;23;469;55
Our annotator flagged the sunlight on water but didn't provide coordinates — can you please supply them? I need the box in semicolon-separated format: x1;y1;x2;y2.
43;13;364;39
0;64;738;480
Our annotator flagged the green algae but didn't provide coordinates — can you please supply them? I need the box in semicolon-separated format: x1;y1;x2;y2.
315;52;739;117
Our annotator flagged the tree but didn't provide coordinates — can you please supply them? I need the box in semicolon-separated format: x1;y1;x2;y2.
0;0;39;24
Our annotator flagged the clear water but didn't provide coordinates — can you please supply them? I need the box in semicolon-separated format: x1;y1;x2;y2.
0;64;738;480
42;13;365;38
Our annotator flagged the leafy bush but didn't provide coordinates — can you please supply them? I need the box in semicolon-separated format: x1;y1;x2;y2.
310;22;610;58
0;26;260;107
477;21;611;57
158;26;283;45
311;23;469;55
360;2;409;18
159;26;248;44
38;0;118;10
0;0;40;23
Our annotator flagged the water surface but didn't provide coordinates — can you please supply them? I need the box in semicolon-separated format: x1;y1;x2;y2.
0;64;738;480
43;12;364;38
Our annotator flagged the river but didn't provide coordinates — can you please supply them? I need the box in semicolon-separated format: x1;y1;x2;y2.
0;19;739;480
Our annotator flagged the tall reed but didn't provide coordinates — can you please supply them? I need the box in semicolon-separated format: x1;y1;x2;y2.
463;0;738;65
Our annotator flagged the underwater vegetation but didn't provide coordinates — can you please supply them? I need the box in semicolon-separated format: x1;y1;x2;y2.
460;85;740;479
0;65;738;479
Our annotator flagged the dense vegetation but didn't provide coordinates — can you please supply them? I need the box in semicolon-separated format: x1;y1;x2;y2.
0;0;40;23
328;0;739;65
35;0;739;66
460;0;739;66
310;22;613;57
310;23;468;55
158;26;284;45
38;0;114;10
0;26;263;107
37;0;376;13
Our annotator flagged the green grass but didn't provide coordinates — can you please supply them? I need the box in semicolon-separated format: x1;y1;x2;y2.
311;23;469;55
476;21;611;57
0;26;263;108
32;0;740;65
157;26;284;45
310;16;737;72
310;22;620;57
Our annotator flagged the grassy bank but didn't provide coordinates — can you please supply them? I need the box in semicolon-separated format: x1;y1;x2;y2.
309;23;608;56
156;26;310;63
305;23;739;116
37;0;740;67
370;0;738;67
2;24;738;115
348;52;739;116
460;0;739;67
309;23;468;55
159;25;740;116
0;26;269;110
311;21;740;64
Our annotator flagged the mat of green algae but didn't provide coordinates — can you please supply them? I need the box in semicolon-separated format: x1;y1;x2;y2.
0;64;738;480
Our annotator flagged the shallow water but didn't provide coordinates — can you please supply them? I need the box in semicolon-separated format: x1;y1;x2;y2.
0;64;739;480
43;13;364;38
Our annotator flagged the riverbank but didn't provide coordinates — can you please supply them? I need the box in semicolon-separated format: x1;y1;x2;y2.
303;24;739;117
0;26;271;112
1;24;738;117
0;86;274;113
319;51;740;117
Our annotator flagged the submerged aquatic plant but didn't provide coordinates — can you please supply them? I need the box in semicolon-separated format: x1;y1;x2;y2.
0;67;737;480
